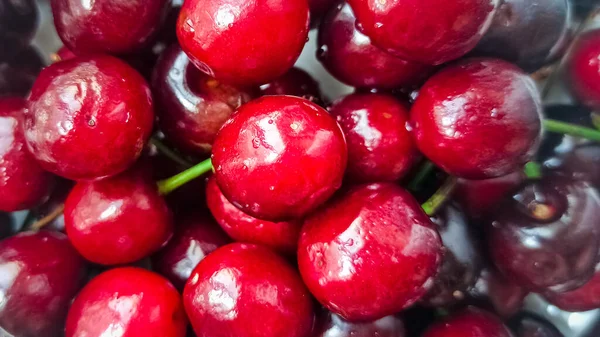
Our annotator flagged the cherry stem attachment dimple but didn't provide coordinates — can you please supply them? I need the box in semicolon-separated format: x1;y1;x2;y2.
544;119;600;142
156;158;213;195
421;176;457;216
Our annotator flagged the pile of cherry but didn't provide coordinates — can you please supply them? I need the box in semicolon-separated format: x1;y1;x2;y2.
1;0;600;336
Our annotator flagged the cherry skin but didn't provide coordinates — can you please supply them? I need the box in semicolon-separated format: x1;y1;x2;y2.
177;0;309;86
24;55;154;181
543;264;600;312
468;267;529;318
152;211;232;290
66;267;188;337
297;183;442;321
410;58;542;180
64;168;174;265
0;0;38;61
0;231;87;337
212;95;347;221
566;29;600;110
487;178;600;292
0;46;44;97
314;311;406;337
0;97;55;212
206;177;302;254
183;243;315;337
260;67;325;105
422;307;514;337
554;144;600;187
329;93;418;183
346;0;498;65
152;44;257;155
317;2;433;90
51;0;169;54
508;313;564;337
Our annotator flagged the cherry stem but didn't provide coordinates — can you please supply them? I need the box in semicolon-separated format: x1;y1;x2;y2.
156;158;212;195
421;176;457;216
150;138;193;168
30;203;65;230
408;160;435;191
524;162;542;180
544;119;600;142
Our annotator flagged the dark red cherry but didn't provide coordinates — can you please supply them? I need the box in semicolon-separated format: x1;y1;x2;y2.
64;168;173;265
153;44;257;155
0;97;55;212
51;0;170;54
543;264;600;312
318;2;434;90
309;0;337;23
410;58;542;179
554;144;600;187
298;183;442;321
314;311;405;337
566;29;600;109
0;0;38;61
508;313;564;337
423;307;514;337
66;267;187;337
177;0;309;86
260;67;325;105
212;96;347;221
346;0;497;65
152;211;231;290
468;267;529;318
329;93;418;183
206;177;301;254
184;243;314;337
487;178;600;292
25;55;155;181
0;231;87;337
0;46;44;97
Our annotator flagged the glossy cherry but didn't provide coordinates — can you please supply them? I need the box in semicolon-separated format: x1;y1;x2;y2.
468;267;529;318
212;96;347;221
314;311;406;337
508;313;564;337
64;168;173;265
422;307;514;337
410;58;542;180
329;93;418;183
0;0;38;61
554;144;600;187
346;0;498;65
543;264;600;312
260;67;325;105
152;211;231;290
487;178;600;292
566;29;600;109
0;231;87;337
206;177;302;254
318;2;433;90
298;183;442;321
183;243;314;337
25;55;155;181
0;46;44;97
66;267;188;337
153;44;257;155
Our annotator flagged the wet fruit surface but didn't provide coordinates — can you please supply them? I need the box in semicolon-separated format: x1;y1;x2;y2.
313;311;406;337
567;30;600;110
422;307;514;337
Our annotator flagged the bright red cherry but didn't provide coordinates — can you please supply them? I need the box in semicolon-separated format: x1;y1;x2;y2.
298;183;442;321
176;0;310;86
206;177;302;254
260;67;325;105
0;231;87;337
318;2;433;90
346;0;498;65
64;168;173;265
314;311;406;337
566;29;600;110
423;307;514;337
212;96;347;221
329;93;418;183
184;243;314;337
543;264;600;312
410;58;542;179
24;55;155;181
0;97;55;212
66;267;188;337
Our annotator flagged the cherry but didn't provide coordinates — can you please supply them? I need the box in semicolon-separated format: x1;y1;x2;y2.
184;243;314;337
0;0;38;61
152;211;231;290
508;313;564;337
260;67;325;105
51;0;170;54
64;167;173;265
410;58;542;180
0;231;87;337
346;0;497;65
206;177;302;254
152;44;257;155
317;2;433;90
487;178;600;292
25;55;155;181
468;267;529;318
212;95;347;221
0;46;44;97
422;307;514;337
553;144;600;187
314;310;405;337
329;93;418;183
566;29;600;110
543;264;600;312
66;267;188;337
297;183;442;321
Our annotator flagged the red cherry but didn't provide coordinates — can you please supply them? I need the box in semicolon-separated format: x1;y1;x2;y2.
24;55;155;181
0;97;55;212
314;311;406;337
212;96;347;221
329;93;418;183
206;177;302;254
176;0;309;86
183;243;315;337
543;264;600;312
469;267;529;318
346;0;498;65
410;58;542;179
567;29;600;110
64;168;173;265
66;267;188;337
423;307;514;337
298;183;442;321
260;67;325;105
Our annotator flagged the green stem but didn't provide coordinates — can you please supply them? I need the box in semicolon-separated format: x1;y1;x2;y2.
157;158;213;195
524;162;543;180
150;138;193;168
544;119;600;142
421;177;457;216
408;161;435;191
